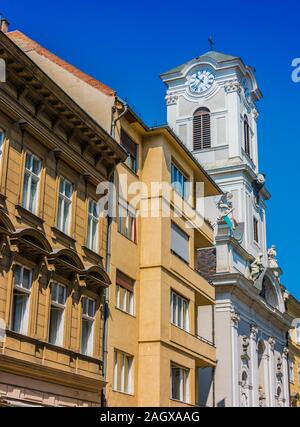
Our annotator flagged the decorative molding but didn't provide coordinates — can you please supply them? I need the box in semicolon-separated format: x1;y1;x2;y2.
230;308;240;326
250;324;258;339
224;80;242;94
165;93;178;106
268;336;276;351
283;347;289;358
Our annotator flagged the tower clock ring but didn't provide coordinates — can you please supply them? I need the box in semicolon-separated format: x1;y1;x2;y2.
188;69;215;94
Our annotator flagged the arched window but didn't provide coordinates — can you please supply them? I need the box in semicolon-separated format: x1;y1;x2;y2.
244;115;251;156
193;107;211;150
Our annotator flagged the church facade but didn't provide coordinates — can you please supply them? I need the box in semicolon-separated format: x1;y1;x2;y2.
161;51;292;407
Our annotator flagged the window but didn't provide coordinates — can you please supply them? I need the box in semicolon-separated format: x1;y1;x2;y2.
253;217;259;243
118;199;137;243
49;283;66;346
81;296;96;356
170;364;189;403
11;265;32;335
193;107;211;150
121;129;138;173
170;291;189;331
171;163;189;201
171;222;189;263
116;270;134;315
289;360;294;383
22;152;42;214
113;350;133;394
298;364;300;385
0;130;5;160
244;115;251;157
296;323;300;345
57;178;73;234
87;199;99;252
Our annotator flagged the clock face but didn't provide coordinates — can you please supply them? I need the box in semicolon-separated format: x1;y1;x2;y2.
188;70;214;94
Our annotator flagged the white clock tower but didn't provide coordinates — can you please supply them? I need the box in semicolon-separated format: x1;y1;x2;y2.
161;51;291;407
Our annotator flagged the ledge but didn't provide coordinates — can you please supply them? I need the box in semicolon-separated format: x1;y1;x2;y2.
51;226;76;247
15;205;44;228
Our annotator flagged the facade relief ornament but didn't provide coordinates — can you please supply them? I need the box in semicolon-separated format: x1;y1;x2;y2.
283;347;289;358
165;93;178;106
250;253;264;282
268;336;276;351
250;324;258;339
224;80;242;94
258;385;266;407
230;308;240;326
241;336;250;361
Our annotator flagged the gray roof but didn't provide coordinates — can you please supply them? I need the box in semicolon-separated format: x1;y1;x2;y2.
161;50;241;77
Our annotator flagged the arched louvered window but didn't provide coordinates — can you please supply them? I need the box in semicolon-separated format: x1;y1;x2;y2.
193;107;211;150
244;115;251;157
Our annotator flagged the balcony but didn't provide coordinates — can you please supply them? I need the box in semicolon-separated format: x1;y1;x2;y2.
169;324;216;368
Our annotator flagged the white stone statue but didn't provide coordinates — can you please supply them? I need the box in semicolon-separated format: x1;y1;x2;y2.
267;245;279;269
250;253;264;282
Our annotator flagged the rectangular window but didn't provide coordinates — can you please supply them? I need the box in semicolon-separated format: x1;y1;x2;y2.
170;291;189;331
118;199;137;243
81;296;96;356
113;350;133;394
289;360;294;383
116;270;134;315
22;152;42;214
0;130;5;160
57;178;73;234
87;199;99;252
49;283;66;346
171;222;189;263
121;129;138;173
170;364;189;403
253;217;259;243
171;163;189;201
11;265;32;335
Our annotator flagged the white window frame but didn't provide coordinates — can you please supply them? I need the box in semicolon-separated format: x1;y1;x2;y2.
11;264;32;335
81;296;96;356
87;199;99;252
113;350;133;394
289;359;294;383
57;177;73;234
116;284;134;315
22;152;42;214
170;290;189;332
296;323;300;345
253;216;259;244
170;364;189;403
49;282;66;346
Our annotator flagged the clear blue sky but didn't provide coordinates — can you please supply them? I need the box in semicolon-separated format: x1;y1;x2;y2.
2;0;300;298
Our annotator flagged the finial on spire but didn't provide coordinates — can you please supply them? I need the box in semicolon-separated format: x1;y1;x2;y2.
208;36;214;51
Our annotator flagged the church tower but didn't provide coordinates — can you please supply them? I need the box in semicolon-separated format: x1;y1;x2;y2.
161;51;290;407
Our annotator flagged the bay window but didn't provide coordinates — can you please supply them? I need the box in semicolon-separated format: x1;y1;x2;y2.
11;265;32;335
81;296;95;356
57;178;73;234
170;364;189;403
22;152;42;214
170;290;189;331
49;282;66;346
87;199;99;251
113;350;133;394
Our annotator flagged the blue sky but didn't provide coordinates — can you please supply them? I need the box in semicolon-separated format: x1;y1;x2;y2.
2;0;300;298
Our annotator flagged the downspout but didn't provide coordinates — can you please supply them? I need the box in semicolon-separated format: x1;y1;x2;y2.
101;99;127;407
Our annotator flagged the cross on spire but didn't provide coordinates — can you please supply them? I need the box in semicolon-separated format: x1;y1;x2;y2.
208;36;214;51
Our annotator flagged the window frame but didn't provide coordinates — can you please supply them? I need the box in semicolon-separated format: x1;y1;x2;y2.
244;115;251;157
86;199;99;252
0;129;5;161
171;162;190;201
118;199;137;243
170;363;190;403
171;221;189;264
11;264;33;335
48;282;67;347
170;290;189;332
253;216;259;244
289;359;294;383
56;177;73;235
22;151;42;215
120;129;138;174
113;349;134;395
193;107;211;151
81;296;96;356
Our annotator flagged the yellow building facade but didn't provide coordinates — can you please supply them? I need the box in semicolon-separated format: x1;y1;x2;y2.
286;294;300;407
4;26;222;407
0;28;125;406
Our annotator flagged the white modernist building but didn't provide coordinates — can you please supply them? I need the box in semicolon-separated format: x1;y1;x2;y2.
161;50;291;407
